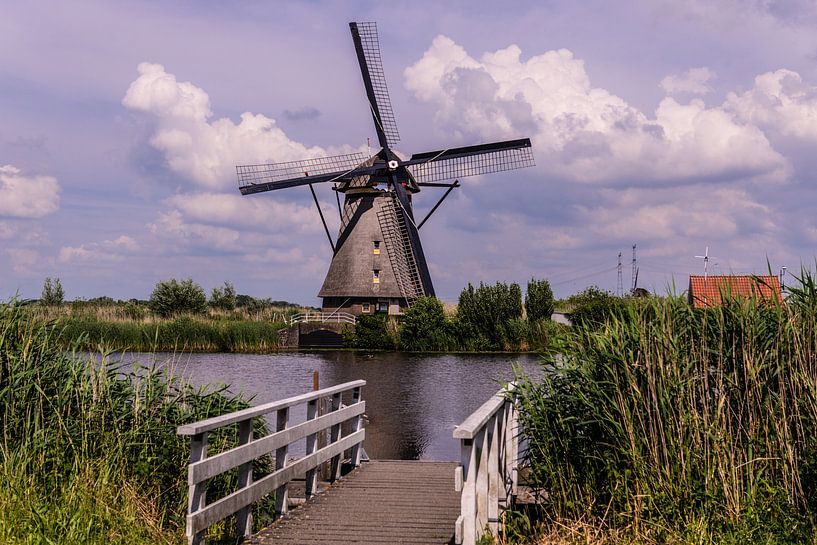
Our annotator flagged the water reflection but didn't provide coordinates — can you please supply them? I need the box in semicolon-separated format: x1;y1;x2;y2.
116;351;543;461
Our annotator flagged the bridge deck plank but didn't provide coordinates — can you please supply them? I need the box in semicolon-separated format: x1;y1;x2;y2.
248;460;459;545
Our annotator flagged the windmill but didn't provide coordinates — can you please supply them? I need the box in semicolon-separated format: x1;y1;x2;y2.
236;22;535;316
695;246;715;279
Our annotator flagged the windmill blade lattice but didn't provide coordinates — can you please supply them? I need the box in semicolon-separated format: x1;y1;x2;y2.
350;22;400;147
407;138;534;183
237;152;370;194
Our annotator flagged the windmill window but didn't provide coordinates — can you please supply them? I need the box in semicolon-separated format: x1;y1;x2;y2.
373;241;381;255
373;269;380;284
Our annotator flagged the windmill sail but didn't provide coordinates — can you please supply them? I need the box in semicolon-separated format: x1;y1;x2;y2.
350;22;400;148
407;138;534;183
237;152;371;194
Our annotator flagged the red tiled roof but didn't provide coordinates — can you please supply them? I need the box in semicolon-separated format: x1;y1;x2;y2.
688;275;782;308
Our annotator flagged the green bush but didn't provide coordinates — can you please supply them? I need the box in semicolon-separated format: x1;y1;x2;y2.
343;314;395;350
399;296;455;352
149;278;207;318
566;285;625;329
457;281;523;350
40;277;64;306
210;281;237;311
525;278;554;322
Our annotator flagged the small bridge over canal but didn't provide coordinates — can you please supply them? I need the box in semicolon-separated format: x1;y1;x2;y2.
177;379;520;545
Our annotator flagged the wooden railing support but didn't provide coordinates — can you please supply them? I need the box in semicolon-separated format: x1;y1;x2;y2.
453;384;518;545
177;380;366;544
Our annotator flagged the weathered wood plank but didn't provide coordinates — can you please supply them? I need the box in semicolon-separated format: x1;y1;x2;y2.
188;402;365;485
188;429;365;535
177;380;365;436
248;461;459;545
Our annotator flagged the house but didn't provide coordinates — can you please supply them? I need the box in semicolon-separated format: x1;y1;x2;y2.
688;275;782;308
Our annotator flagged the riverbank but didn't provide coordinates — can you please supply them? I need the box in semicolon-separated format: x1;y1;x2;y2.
0;301;267;544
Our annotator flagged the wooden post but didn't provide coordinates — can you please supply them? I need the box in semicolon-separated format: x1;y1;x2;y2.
349;386;364;467
304;398;319;500
487;414;499;535
274;407;290;516
329;392;343;481
187;432;208;545
235;418;254;540
510;399;519;498
460;438;477;545
475;428;489;536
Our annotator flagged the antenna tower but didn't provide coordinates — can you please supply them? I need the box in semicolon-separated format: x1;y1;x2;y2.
617;252;623;296
631;244;637;292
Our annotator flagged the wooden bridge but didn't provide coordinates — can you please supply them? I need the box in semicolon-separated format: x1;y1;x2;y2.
177;380;519;545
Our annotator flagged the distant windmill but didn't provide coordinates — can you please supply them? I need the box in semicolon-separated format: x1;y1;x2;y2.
695;246;716;280
235;22;535;316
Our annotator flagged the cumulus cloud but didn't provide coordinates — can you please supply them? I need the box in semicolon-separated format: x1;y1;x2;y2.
122;63;343;188
404;38;789;185
660;67;716;95
147;209;241;250
57;235;140;263
725;69;817;140
0;164;60;218
163;192;321;234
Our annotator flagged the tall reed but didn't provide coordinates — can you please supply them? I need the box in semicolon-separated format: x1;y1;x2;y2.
0;301;270;544
514;271;817;542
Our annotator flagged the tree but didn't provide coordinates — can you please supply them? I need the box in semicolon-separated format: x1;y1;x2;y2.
567;286;624;329
525;278;554;322
400;296;451;352
457;281;523;349
40;277;64;306
210;281;237;311
149;278;207;318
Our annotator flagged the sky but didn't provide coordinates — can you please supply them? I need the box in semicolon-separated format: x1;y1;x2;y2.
3;0;817;305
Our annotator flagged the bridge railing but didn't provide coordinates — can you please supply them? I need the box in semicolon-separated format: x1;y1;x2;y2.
177;380;366;545
453;383;518;545
289;311;356;325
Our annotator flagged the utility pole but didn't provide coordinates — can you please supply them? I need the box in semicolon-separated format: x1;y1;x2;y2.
617;252;623;296
631;244;637;293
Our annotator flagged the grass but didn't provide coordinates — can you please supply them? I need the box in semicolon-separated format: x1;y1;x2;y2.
0;300;273;544
54;314;286;352
508;269;817;544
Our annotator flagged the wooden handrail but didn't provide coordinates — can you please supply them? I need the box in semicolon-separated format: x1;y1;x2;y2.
178;380;366;545
453;383;518;545
177;380;365;435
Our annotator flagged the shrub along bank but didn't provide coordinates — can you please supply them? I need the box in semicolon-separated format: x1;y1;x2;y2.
345;279;562;352
0;300;272;544
509;270;817;544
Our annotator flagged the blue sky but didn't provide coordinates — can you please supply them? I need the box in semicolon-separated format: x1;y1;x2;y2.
3;0;817;304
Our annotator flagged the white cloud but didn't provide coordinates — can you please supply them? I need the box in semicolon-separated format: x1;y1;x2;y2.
163;192;322;234
147;209;241;250
725;69;817;140
660;67;716;95
404;38;789;185
0;164;60;218
57;234;141;264
6;248;40;274
122;62;344;188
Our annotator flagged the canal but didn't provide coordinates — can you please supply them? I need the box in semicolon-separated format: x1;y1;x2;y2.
120;351;544;461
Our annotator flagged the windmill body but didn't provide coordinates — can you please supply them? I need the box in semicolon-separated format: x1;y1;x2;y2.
237;22;534;316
